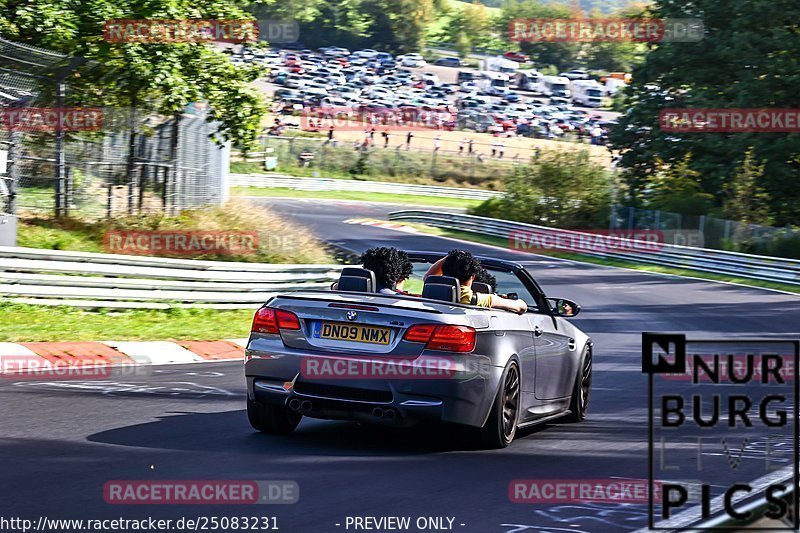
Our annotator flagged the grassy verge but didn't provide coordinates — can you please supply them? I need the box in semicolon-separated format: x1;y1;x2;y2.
232;186;483;209
229;160;506;191
406;223;800;294
0;302;253;342
16;199;331;263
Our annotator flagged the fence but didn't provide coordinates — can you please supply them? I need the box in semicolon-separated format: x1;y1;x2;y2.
0;37;230;227
611;205;800;253
387;209;800;286
0;246;342;309
236;134;534;188
230;173;501;200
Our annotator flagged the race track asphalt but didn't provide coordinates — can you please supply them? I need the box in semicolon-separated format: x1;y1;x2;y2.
2;197;799;533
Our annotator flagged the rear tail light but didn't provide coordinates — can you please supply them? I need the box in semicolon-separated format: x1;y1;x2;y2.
276;309;301;330
404;324;436;343
251;308;301;334
403;324;476;353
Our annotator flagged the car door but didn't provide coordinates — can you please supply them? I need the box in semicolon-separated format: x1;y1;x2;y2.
489;313;537;397
527;313;578;400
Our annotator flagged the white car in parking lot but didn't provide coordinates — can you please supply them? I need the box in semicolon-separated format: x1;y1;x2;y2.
398;53;426;67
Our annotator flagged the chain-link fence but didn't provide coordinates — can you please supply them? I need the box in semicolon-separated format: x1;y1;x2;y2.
611;205;800;253
0;37;229;224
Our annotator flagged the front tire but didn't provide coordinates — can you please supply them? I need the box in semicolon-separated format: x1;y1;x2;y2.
247;399;301;434
564;347;592;423
479;361;520;448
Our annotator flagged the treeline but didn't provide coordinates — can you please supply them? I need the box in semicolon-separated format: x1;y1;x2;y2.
249;0;442;54
434;0;651;72
251;0;648;72
610;0;800;227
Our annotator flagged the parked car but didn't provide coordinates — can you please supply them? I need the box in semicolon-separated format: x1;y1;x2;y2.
434;57;463;67
504;51;530;63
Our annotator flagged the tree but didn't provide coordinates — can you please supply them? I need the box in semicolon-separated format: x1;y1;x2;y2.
645;154;714;215
0;0;267;150
723;148;773;225
497;1;580;72
454;31;471;59
472;150;611;229
610;0;800;225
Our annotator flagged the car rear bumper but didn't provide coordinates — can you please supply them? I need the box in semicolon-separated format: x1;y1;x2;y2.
245;344;503;428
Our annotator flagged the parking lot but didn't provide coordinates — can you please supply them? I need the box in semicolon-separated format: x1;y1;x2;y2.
234;45;621;162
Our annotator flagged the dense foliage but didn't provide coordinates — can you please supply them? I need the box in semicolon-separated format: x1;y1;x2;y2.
610;0;800;225
471;150;611;229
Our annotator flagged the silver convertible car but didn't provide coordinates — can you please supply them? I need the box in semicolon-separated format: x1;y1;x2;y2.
244;252;592;448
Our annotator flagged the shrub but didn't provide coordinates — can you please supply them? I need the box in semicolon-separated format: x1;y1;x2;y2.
471;150;611;229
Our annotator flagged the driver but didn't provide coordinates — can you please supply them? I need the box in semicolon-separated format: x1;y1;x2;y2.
360;246;414;295
424;249;527;314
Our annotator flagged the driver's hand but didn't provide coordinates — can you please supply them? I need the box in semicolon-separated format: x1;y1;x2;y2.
517;300;528;314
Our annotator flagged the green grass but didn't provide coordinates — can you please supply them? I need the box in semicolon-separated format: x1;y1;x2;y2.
0;302;254;342
232;186;484;209
17;187;55;212
17;217;105;252
406;224;800;295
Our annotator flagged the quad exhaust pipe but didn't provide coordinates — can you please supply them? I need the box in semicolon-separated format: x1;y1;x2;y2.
371;407;399;421
288;398;313;412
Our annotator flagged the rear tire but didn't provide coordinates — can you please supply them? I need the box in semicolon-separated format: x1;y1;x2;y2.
247;399;301;434
479;361;520;449
564;347;592;423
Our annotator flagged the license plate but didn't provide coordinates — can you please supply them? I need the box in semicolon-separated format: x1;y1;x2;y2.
313;322;391;345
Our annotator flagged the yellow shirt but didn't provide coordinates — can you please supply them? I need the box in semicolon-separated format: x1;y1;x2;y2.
460;286;492;307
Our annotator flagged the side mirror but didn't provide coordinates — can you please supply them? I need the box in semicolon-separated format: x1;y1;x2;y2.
548;298;580;318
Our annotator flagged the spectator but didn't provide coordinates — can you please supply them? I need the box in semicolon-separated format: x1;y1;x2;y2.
459;138;466;155
467;138;474;155
406;131;414;150
498;141;505;159
434;135;441;153
383;129;390;148
590;125;604;145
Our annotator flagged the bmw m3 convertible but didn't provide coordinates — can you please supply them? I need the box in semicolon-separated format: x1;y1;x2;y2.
244;251;592;448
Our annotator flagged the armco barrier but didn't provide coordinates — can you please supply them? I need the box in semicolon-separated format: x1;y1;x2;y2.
387;210;800;286
0;246;342;308
230;173;501;201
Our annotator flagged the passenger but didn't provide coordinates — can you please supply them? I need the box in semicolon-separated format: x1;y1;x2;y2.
474;268;497;293
423;249;527;314
360;246;413;295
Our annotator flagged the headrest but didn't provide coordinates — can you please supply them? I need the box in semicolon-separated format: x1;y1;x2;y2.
422;275;460;303
472;282;492;294
337;267;376;293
